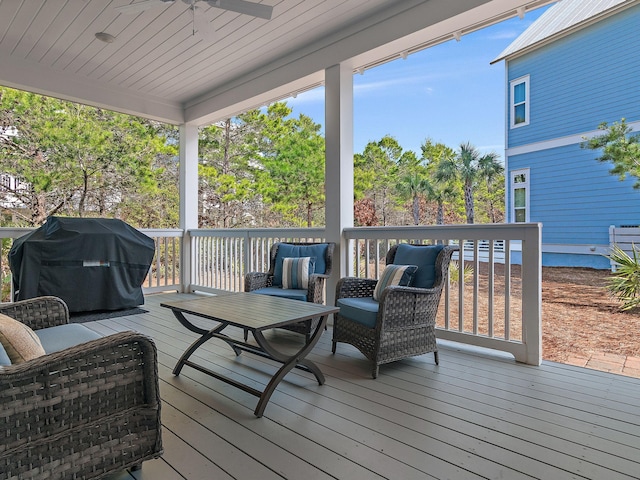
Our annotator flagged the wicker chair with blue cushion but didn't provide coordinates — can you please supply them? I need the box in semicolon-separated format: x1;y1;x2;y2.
0;296;163;479
245;242;335;338
332;244;457;378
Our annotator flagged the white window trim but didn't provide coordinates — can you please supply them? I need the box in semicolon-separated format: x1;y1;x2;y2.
511;168;530;223
510;75;530;129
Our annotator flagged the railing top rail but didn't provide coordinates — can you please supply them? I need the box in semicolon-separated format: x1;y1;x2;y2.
140;228;183;236
344;223;541;241
189;227;326;238
0;228;36;239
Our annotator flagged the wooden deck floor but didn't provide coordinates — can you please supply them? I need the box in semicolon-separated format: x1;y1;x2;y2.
98;292;640;480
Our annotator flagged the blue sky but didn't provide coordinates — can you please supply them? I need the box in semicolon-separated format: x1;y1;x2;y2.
286;5;551;160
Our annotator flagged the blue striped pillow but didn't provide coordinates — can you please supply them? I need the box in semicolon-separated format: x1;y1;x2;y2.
373;264;418;301
281;257;315;290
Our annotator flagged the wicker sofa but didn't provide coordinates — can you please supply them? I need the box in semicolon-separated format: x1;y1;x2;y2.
332;244;457;378
245;241;335;339
0;296;163;479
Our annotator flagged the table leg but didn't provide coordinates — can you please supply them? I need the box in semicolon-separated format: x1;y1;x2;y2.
173;321;240;375
171;310;209;335
252;313;328;417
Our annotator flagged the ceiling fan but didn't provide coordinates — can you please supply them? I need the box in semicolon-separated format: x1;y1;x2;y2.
115;0;273;20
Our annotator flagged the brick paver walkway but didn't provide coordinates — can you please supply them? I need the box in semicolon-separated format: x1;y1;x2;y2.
565;352;640;377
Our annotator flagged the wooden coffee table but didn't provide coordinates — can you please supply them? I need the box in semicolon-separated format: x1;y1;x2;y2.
161;293;338;417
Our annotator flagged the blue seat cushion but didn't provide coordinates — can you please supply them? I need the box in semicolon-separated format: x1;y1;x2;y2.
273;244;328;286
252;286;308;302
0;323;104;365
337;297;379;329
35;323;103;354
393;244;444;288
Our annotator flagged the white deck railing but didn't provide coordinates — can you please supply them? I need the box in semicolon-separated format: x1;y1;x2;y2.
187;223;541;364
0;223;542;365
189;228;325;293
343;224;541;365
140;229;183;293
609;225;640;271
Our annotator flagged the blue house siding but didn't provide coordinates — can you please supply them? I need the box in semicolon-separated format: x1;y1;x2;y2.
542;253;611;269
503;3;640;269
507;4;640;148
508;143;640;268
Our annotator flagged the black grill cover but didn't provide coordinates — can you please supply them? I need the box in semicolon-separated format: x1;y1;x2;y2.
9;217;155;312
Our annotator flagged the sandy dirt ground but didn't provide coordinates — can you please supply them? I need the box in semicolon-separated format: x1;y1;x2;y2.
540;266;640;362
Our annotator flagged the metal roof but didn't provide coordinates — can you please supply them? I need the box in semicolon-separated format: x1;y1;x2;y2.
492;0;635;63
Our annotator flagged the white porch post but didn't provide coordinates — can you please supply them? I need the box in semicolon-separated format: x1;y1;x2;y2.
179;124;199;293
520;223;543;365
324;63;354;307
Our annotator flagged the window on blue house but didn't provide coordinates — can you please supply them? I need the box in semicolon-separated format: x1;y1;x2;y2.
511;169;529;223
510;75;529;128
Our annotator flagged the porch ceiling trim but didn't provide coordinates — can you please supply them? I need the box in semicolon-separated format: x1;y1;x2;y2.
186;0;555;126
0;0;555;126
0;51;184;124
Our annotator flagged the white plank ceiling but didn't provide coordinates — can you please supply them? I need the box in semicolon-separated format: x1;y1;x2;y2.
0;0;553;125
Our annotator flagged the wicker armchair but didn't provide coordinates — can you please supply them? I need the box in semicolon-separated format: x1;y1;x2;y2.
245;241;335;338
0;296;163;479
332;244;457;378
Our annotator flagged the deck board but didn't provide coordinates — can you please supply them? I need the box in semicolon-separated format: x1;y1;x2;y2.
97;292;640;480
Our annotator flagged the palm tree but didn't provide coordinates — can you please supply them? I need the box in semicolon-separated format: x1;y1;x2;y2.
436;142;502;224
424;180;457;225
478;149;504;223
397;172;428;225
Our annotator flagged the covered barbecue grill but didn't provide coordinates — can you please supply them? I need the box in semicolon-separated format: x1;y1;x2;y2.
9;216;155;312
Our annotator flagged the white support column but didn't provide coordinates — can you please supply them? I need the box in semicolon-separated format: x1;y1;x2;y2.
179;124;199;293
520;223;542;365
324;63;354;307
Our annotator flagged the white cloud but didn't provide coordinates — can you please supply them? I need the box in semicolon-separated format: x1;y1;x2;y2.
354;72;444;97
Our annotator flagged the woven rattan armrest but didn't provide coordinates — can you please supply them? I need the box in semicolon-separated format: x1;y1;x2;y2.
0;296;69;330
244;272;271;291
379;283;440;299
0;330;163;478
309;273;329;281
335;277;377;301
304;273;328;303
376;284;442;330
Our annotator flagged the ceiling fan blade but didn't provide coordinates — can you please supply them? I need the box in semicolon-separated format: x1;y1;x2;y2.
205;0;273;20
115;0;175;15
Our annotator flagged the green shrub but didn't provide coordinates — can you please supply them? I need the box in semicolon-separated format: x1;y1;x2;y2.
449;260;474;285
607;244;640;311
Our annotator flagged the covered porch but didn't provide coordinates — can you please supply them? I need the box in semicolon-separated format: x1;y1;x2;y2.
2;1;639;478
2;223;544;365
100;292;640;480
0;0;556;303
0;1;552;365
